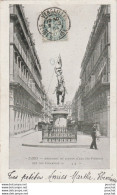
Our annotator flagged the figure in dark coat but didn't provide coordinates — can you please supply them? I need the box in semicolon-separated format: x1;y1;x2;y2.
90;124;98;149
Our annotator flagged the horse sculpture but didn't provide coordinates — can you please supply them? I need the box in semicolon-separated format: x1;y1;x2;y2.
53;55;67;105
56;83;65;105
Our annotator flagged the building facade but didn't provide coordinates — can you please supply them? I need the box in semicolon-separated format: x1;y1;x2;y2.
9;5;44;135
71;91;79;122
80;5;110;136
42;92;52;123
65;101;72;120
71;86;84;126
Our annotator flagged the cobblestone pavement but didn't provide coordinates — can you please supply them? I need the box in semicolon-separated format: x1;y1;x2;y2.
10;131;110;169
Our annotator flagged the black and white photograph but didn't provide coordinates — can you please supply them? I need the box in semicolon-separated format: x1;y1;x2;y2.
9;3;110;169
0;0;117;183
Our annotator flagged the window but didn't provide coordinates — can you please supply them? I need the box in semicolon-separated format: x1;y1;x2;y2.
17;57;20;68
25;68;28;78
14;52;17;64
17;94;19;104
18;112;20;118
24;66;26;75
21;64;24;72
100;39;103;54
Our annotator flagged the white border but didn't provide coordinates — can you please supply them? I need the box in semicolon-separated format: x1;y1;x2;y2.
0;0;117;183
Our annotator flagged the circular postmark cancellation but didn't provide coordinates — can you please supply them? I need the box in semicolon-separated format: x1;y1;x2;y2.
37;7;71;41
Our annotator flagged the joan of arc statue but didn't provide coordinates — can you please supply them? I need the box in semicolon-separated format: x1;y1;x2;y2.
53;55;67;105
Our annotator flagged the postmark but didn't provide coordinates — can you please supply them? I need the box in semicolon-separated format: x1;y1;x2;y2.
37;7;71;41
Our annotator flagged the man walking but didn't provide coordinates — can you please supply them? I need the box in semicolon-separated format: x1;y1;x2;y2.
90;123;98;149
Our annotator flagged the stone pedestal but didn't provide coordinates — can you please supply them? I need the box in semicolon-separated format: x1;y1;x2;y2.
42;105;77;143
52;106;68;127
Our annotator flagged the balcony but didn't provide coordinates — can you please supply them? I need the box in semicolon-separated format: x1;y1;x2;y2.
13;34;42;91
83;74;110;98
10;73;43;107
18;76;44;107
10;6;31;50
13;34;27;64
10;5;42;74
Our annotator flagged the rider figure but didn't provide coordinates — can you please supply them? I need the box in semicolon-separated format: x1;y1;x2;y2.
53;82;67;105
53;55;67;105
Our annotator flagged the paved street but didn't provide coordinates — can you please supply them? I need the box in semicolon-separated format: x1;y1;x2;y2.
10;131;110;169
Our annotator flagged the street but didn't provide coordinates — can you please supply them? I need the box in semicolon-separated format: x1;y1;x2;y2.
10;131;110;169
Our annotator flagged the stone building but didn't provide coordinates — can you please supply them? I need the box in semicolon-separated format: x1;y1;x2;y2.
9;5;44;135
71;91;79;122
42;91;52;123
65;101;72;119
71;86;84;128
80;5;110;136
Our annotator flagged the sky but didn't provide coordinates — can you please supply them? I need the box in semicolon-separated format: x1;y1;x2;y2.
23;4;100;103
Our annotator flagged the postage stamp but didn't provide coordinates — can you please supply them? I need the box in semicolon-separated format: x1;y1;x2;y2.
37;7;71;41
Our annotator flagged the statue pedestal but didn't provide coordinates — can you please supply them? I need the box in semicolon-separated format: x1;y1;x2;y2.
52;106;68;127
42;105;77;143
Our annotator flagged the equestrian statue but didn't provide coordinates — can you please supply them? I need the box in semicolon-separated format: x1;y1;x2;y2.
53;55;67;105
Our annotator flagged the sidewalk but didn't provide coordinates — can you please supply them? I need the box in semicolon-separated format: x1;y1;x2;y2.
21;131;108;147
11;129;36;138
10;131;110;169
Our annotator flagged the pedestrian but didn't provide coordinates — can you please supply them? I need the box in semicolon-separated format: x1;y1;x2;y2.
90;123;98;149
96;123;101;141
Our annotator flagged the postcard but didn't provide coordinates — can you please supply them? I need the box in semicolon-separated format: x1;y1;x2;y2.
0;0;117;183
